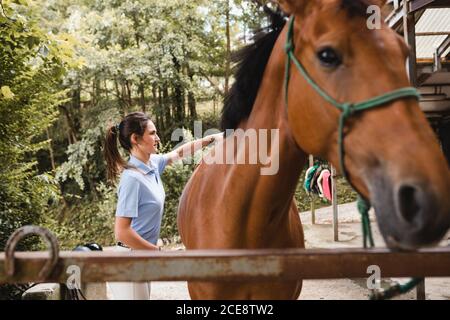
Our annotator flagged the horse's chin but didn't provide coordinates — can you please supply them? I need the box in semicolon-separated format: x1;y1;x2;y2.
373;201;446;251
383;234;439;252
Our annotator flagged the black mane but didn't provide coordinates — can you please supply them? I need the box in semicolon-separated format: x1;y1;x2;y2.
220;2;370;130
220;7;286;130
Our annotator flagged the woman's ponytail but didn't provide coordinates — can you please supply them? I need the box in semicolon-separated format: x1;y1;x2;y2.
104;125;128;183
103;112;149;183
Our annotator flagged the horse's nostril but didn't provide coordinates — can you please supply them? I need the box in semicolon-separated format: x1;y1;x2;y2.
398;185;421;223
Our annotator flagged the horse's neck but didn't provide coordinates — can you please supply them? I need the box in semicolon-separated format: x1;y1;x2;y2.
235;28;307;215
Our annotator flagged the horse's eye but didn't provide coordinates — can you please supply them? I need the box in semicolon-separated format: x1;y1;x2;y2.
317;47;342;68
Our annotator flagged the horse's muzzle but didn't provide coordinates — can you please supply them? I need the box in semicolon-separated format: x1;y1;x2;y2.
369;175;450;250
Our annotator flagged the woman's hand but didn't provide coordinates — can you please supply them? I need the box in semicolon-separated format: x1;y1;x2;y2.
205;132;224;145
115;217;160;250
165;132;225;166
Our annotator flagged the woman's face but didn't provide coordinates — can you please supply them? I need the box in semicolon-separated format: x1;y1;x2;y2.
135;121;161;155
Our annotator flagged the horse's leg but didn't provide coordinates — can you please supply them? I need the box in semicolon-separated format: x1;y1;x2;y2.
188;281;302;300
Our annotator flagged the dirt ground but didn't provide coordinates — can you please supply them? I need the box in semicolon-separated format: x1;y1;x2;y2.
150;202;450;300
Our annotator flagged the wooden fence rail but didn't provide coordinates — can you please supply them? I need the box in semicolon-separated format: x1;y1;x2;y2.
1;247;450;284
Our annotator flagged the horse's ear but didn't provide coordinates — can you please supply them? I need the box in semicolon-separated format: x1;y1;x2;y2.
276;0;308;15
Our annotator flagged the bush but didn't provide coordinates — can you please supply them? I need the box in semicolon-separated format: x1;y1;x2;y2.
159;130;200;241
160;160;195;240
198;110;221;131
0;0;76;300
43;183;116;250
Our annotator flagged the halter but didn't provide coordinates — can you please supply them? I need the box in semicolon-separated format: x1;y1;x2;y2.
283;16;422;299
284;16;420;181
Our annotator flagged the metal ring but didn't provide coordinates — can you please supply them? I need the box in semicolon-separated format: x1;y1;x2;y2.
5;226;59;281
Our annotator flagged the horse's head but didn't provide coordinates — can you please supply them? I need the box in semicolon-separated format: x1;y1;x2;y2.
278;0;450;250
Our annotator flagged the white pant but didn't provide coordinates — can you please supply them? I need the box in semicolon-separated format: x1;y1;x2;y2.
106;246;151;300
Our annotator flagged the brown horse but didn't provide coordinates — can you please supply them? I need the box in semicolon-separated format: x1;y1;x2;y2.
177;0;450;299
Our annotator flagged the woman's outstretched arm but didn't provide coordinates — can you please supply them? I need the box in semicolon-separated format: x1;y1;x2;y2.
164;132;224;166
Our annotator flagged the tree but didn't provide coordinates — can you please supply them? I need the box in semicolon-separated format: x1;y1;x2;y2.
0;0;78;299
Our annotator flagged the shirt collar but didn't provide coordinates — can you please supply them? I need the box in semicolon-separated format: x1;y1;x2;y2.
129;155;155;175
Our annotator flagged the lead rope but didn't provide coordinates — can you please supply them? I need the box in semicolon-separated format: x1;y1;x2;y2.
284;16;422;300
357;197;422;300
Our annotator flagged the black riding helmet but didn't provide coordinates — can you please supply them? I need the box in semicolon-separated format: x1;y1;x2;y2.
73;243;103;252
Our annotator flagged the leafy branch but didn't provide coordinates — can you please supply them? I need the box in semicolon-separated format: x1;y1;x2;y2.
0;0;16;24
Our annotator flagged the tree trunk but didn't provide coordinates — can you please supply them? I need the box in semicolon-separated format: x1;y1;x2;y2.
187;68;197;119
171;55;184;123
224;0;231;96
139;81;146;112
71;81;81;139
92;79;96;107
158;86;164;132
163;85;171;127
59;105;77;144
188;90;196;120
121;81;129;114
152;84;161;129
46;128;56;171
173;84;184;123
125;80;132;107
104;80;109;101
114;79;126;115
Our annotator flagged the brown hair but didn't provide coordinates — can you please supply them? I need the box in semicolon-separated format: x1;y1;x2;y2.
104;112;149;182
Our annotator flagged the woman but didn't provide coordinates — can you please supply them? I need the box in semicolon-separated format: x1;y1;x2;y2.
104;111;220;299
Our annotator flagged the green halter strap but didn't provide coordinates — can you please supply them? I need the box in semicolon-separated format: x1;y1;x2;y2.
284;16;422;299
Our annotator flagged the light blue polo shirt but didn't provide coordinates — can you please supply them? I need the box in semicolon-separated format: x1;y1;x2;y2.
116;154;168;244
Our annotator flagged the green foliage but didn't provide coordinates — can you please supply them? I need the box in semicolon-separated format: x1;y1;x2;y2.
160;160;194;240
0;0;73;250
0;0;77;299
55;126;106;191
158;130;200;240
44;182;116;250
198;109;221;130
